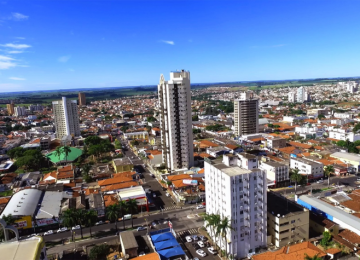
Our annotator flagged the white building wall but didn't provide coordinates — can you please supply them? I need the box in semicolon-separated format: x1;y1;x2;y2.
158;71;194;171
205;161;267;259
52;97;80;139
290;158;324;179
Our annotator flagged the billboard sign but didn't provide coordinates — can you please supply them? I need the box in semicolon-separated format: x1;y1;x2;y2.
36;218;59;227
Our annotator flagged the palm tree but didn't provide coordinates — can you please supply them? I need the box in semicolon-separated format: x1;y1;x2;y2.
324;165;334;187
54;146;63;164
119;200;128;230
75;209;87;239
290;168;303;194
106;203;120;232
85;210;98;238
304;253;322;260
219;216;233;258
63;146;71;163
204;213;215;237
126;199;139;228
60;209;77;241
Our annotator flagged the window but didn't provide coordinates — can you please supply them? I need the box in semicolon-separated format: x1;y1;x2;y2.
291;220;295;224
240;210;243;214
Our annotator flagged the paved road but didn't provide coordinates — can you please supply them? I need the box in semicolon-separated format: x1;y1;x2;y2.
46;207;206;255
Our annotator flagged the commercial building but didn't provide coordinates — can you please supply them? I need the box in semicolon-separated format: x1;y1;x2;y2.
78;92;86;106
205;157;267;259
330;152;360;173
297;195;360;235
290;157;324;181
0;236;48;260
52;97;80;139
267;192;309;248
6;103;14;115
259;161;289;187
0;189;43;229
158;70;194;171
234;92;259;137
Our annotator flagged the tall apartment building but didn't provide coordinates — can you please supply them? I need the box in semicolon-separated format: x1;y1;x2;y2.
14;106;26;117
78;92;86;106
52;97;80;139
158;70;194;171
6;103;14;116
234;92;259;137
29;104;43;112
205;156;267;259
296;86;309;103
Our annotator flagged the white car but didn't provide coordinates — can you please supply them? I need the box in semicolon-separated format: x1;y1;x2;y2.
185;236;192;242
192;235;199;241
27;233;39;238
207;247;216;255
44;230;53;236
196;205;205;209
95;221;104;226
197;241;205;248
196;249;206;257
57;227;68;233
72;225;81;230
137;226;147;231
316;179;324;184
139;252;145;256
165;192;171;197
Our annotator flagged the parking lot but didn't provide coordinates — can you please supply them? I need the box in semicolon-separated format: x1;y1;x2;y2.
176;229;219;260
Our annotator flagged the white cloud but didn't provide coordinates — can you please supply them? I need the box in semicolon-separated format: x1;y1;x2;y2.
58;55;71;63
0;60;16;69
1;43;31;49
8;50;23;54
9;77;25;80
0;55;14;61
160;40;175;45
11;12;28;21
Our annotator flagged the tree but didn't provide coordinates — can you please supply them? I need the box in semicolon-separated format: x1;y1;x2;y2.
290;168;303;194
147;116;157;122
126;199;138;228
63;146;71;163
7;147;24;159
106;203;120;231
120;126;129;133
119;200;128;230
0;214;16;241
131;140;139;146
219;216;233;258
192;115;199;121
318;114;325;119
320;231;331;249
193;129;201;134
74;209;87;239
304;253;322;260
353;123;360;133
60;209;77;241
89;244;110;260
15;156;35;171
324;165;334;187
82;163;93;183
114;139;122;149
54;146;63;163
84;210;98;238
85;136;102;146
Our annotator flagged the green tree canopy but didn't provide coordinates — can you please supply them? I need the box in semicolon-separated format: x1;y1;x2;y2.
147;116;157;122
89;244;110;260
7;147;24;159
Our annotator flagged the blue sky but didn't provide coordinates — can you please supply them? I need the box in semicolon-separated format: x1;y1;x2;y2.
1;0;360;92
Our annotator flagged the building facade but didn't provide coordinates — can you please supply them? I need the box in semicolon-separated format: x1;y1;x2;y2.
205;157;267;259
158;70;194;171
259;161;289;188
290;157;324;180
234;92;259;137
6;103;14;116
52;97;80;139
78;92;86;106
296;86;309;103
14;106;26;117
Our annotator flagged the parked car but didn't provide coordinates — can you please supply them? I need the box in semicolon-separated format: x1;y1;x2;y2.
193;257;200;260
57;227;68;233
139;252;145;256
72;225;81;230
196;205;205;209
27;233;39;238
316;179;324;184
137;226;147;231
197;241;205;248
185;236;192;242
95;221;104;226
207;247;216;255
192;235;199;241
151;220;159;227
165;192;171;197
44;230;53;236
150;174;155;178
196;249;206;257
199;235;207;241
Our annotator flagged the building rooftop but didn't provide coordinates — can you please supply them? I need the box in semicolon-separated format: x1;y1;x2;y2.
0;236;45;260
331;152;360;162
290;157;323;166
238;152;257;159
0;189;42;218
121;230;139;249
113;157;132;166
35;191;62;219
261;161;287;168
267;192;305;216
209;158;254;176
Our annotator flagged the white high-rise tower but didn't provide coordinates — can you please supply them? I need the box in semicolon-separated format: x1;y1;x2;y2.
52;97;80;139
158;70;194;172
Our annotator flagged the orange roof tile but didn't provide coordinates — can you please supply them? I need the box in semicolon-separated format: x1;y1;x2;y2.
167;174;190;181
199;140;219;148
198;168;204;174
104;194;118;207
101;181;139;192
0;197;10;205
131;253;160;260
278;146;297;154
225;144;239;150
289;141;312;149
98;176;134;186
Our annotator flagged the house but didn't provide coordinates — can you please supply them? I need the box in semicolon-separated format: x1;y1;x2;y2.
112;158;134;173
120;231;139;258
224;143;243;154
145;150;162;167
88;193;105;218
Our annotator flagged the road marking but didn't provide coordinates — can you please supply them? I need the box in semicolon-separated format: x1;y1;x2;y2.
176;228;198;236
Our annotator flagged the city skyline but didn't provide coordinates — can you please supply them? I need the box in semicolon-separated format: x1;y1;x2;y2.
1;0;360;92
